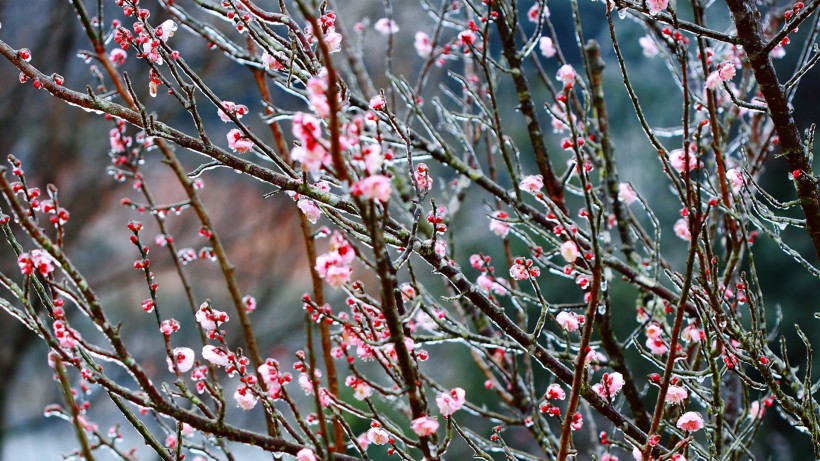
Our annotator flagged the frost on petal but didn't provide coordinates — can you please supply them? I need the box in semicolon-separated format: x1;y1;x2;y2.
168;347;195;373
676;411;704;432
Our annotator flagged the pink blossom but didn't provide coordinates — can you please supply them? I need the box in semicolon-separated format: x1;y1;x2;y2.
410;416;439;436
414;163;433;191
234;386;258;410
367;427;390;445
226;129;253;153
705;71;722;90
262;51;284;70
570;412;583;431
669;148;699;173
646;337;669;355
556;64;577;88
676;411;705;432
477;275;509;296
351;175;392;202
374;18;399;35
324;30;343;53
639;36;659;58
556;311;582;332
681;324;703;342
666;385;688;404
674;218;691;242
560;241;579;263
296;448;317;461
414;32;433;57
545;384;566;400
217;101;248;122
243;295;257;313
618;183;637;205
195;303;229;330
645;323;663;340
509;263;528;281
159;319;180;335
592;372;625;400
400;283;417;300
489;211;510;237
601;454;619;461
718;62;736;81
436;387;466;416
539;37;556;58
167;347;195;373
297;198;322;224
18;249;54;276
520;174;544;194
647;0;669;15
458;30;477;46
369;95;386;111
726;168;744;194
353;381;373;400
202;345;230;367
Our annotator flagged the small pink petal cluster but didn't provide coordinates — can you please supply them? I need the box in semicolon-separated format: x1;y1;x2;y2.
472;254;511;296
509;257;540;281
592;372;625;400
414;163;433;192
520;174;544;194
681;324;703;343
367;426;390;445
351;174;392;202
676;411;705;432
297;198;322;224
539;37;556;58
666;384;689;404
436;387;466;416
234;385;258;410
545;384;566;401
167;347;195;373
560;241;580;263
414;32;433;57
669;147;699;173
202;345;231;367
674;218;691;242
556;64;577;88
296;448;317;461
307;12;342;53
489;210;510;237
647;0;669;15
527;4;550;22
18;249;55;276
726;168;744;194
639;35;659;58
410;416;439;437
226;129;253;153
159;319;180;336
374;18;399;35
291;112;329;176
315;231;355;288
556;311;584;332
195;302;229;332
217;101;249;123
306;68;336;119
618;183;637;205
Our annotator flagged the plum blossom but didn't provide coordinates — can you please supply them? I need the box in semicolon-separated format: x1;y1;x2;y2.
556;311;582;332
520;174;544;194
374;18;399;35
353;381;373;400
570;412;583;431
527;4;550;22
369;95;386;111
18;250;54;276
592;372;625;400
297;198;322;224
645;323;663;340
674;218;691;242
261;51;285;70
618;183;637;204
666;385;688;404
639;35;659;58
676;411;705;432
726;168;744;194
195;303;229;331
477;275;509;296
234;386;258;410
414;163;433;191
556;64;577;88
647;0;669;15
202;345;230;367
414;32;433;57
718;61;736;81
681;324;703;342
296;448;316;461
226;129;253;153
410;416;439;436
352;175;392;202
291;113;328;176
315;232;355;288
324;30;343;53
560;241;580;263
539;37;556;58
669;147;699;173
167;347;195;373
489;211;510;237
217;101;248;122
646;337;669;355
436;387;466;416
545;384;566;400
367;427;390;445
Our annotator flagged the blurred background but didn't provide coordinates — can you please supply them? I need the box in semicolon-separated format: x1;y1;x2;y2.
0;0;818;459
